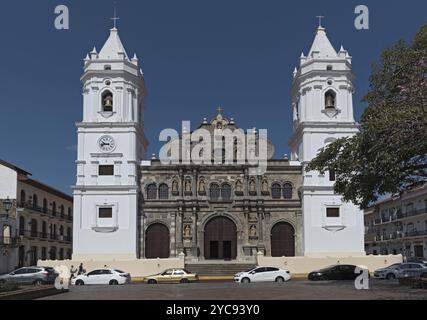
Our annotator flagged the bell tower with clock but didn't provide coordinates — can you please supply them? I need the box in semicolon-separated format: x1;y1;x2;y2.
72;26;148;261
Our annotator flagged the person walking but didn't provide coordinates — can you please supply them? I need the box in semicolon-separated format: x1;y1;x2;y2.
78;263;84;275
70;265;77;280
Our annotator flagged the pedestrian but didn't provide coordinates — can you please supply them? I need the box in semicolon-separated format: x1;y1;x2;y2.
70;265;77;280
78;263;84;275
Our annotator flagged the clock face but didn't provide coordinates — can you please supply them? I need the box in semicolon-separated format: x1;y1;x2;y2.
98;136;116;153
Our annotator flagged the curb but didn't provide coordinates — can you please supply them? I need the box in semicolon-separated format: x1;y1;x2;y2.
0;286;68;300
131;274;309;283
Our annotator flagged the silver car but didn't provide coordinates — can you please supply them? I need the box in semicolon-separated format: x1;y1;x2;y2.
396;263;427;279
0;267;57;286
374;263;403;280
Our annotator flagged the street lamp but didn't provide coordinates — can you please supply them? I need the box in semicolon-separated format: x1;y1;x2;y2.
1;197;13;220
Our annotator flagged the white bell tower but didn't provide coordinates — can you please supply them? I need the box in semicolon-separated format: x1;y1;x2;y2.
289;24;365;257
72;26;148;261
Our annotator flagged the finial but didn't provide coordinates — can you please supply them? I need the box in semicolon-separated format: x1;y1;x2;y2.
203;118;208;124
217;106;223;115
111;4;120;29
300;52;305;58
316;15;324;28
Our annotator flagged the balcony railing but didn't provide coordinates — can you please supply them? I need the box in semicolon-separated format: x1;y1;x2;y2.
0;237;21;246
18;229;72;242
373;208;427;225
18;202;73;221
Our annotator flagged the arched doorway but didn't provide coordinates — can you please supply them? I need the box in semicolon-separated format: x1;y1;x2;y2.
145;223;170;259
271;222;295;257
204;216;237;260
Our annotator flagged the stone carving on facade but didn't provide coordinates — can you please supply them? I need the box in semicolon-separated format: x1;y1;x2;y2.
184;178;192;195
249;225;258;239
249;178;257;195
261;178;269;195
198;178;206;195
183;225;192;240
172;179;179;195
235;179;243;195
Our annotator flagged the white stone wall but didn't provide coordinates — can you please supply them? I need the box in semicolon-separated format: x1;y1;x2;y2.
257;253;403;274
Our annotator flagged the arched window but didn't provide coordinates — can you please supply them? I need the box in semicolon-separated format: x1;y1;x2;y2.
3;225;11;245
67;227;71;241
52;202;57;216
159;184;169;200
271;183;282;199
102;90;114;112
33;194;38;209
42;221;47;238
43;198;48;213
19;216;25;235
30;219;38;237
283;183;293;199
210;183;220;200
68;208;72;220
324;90;336;109
221;183;232;200
60;205;64;218
147;184;157;200
20;190;26;204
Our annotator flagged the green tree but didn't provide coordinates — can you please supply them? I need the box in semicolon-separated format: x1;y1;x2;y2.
306;24;427;209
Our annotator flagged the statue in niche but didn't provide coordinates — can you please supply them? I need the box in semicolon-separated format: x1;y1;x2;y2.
249;179;256;194
184;225;192;238
262;178;269;193
199;179;206;194
185;179;192;194
172;180;179;194
235;179;243;193
249;225;257;237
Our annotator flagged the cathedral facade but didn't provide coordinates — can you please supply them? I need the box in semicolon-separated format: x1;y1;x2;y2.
72;24;365;262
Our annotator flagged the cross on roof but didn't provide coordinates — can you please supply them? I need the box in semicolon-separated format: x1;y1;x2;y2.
316;15;324;28
111;6;120;29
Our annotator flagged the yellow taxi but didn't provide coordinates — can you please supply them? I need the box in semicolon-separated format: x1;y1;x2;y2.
143;268;199;284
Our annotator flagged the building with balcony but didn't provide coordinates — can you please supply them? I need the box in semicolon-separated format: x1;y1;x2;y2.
364;183;427;260
0;159;73;274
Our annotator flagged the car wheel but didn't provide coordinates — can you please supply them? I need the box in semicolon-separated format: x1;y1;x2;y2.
75;279;84;286
386;273;395;280
319;275;328;281
109;279;119;285
33;279;43;286
147;279;157;285
275;277;285;283
180;278;189;284
241;277;251;284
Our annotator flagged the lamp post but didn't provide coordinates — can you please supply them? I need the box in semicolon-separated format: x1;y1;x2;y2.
1;197;13;220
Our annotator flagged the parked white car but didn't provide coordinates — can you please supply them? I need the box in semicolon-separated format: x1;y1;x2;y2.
234;266;291;283
71;268;130;286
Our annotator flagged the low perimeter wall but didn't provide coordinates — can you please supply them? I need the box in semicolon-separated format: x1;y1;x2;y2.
257;254;403;274
38;258;185;278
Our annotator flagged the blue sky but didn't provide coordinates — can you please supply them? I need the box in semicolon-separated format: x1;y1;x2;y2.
0;0;426;194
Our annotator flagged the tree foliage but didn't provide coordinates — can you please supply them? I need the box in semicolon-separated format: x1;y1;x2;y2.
306;24;427;209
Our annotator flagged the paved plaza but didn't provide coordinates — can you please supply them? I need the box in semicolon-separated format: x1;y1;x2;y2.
40;279;427;300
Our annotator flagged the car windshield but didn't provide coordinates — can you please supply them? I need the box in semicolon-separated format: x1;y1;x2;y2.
386;263;401;269
244;267;257;273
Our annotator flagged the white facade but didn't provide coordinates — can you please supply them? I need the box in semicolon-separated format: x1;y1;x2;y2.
365;184;427;259
72;27;148;261
289;26;365;256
